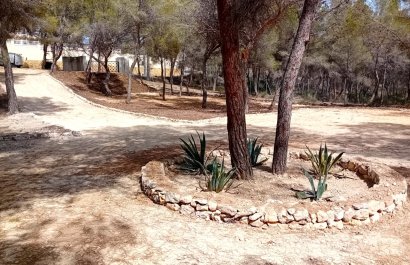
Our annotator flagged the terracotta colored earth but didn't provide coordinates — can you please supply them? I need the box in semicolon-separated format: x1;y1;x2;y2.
0;68;409;265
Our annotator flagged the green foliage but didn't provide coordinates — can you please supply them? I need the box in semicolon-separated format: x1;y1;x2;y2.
297;144;344;201
304;143;344;177
296;169;328;201
247;137;268;167
203;158;235;193
180;132;208;174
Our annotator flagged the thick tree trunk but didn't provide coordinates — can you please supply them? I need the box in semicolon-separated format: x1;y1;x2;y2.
217;0;253;179
201;57;208;109
161;57;166;101
127;55;138;104
0;40;19;114
242;63;249;113
272;0;320;174
42;44;48;69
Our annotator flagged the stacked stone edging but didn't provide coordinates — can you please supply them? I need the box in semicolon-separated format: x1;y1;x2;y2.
140;159;407;230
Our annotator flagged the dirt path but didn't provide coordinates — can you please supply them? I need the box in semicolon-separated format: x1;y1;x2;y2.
0;68;410;264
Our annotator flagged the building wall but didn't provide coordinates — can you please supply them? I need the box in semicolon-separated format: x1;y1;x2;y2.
6;38;180;77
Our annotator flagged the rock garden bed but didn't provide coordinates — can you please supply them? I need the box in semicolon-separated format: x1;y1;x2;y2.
140;148;407;230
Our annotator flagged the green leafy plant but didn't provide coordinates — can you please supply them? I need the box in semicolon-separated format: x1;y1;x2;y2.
304;143;344;177
296;169;328;200
297;144;344;200
201;158;235;193
247;137;268;167
180;132;209;174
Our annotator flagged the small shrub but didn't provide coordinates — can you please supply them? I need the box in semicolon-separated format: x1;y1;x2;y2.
180;132;209;174
247;137;268;167
304;143;344;177
297;144;344;200
202;158;235;193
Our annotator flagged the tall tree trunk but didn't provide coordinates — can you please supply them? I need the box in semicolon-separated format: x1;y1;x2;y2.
97;51;101;73
369;55;380;105
201;57;208;109
161;57;166;101
212;67;218;92
272;0;320;174
187;63;193;95
252;65;258;95
179;69;184;97
42;43;48;69
217;0;252;179
381;66;387;105
407;69;410;101
145;55;151;80
269;77;281;110
265;71;271;95
179;53;185;97
0;40;19;114
127;55;138;104
50;43;63;74
243;63;249;113
170;58;176;95
85;56;93;84
102;57;112;96
136;55;142;80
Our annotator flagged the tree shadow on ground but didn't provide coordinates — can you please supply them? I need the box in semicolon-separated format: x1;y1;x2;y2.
243;122;410;165
0;240;59;265
0;124;199;212
18;96;70;115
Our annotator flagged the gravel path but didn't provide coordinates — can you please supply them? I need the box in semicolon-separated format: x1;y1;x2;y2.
0;68;409;265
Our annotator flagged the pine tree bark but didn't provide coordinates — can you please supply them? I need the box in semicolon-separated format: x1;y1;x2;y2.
42;43;48;69
217;0;252;179
160;57;166;101
201;57;208;109
272;0;320;174
127;55;138;104
170;57;176;95
50;43;63;74
1;40;19;114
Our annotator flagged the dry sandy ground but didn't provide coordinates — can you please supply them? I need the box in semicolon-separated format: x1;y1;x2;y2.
0;68;410;265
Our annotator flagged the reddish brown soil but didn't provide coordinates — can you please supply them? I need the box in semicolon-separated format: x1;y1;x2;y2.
53;71;271;120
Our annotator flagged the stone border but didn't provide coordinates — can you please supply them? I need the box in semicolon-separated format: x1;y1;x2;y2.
140;158;407;230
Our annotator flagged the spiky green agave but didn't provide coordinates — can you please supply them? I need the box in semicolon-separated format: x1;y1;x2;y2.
205;158;235;193
179;132;208;174
247;137;268;167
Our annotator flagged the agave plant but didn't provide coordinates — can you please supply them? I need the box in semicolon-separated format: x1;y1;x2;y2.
296;144;344;200
296;169;328;200
305;143;344;177
180;132;209;174
247;137;268;167
202;158;235;193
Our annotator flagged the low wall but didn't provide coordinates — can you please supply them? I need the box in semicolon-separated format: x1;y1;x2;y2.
140;159;407;230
